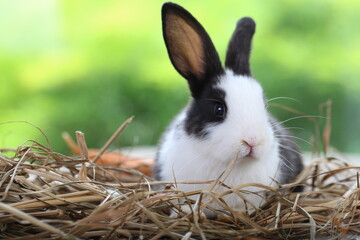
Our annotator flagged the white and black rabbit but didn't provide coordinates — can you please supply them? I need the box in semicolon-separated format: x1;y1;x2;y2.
154;2;303;215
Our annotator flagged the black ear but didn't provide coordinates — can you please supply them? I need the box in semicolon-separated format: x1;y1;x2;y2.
225;17;256;76
162;3;223;98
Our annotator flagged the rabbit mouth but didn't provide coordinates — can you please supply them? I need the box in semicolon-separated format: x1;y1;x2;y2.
241;140;254;157
232;147;256;161
237;139;263;159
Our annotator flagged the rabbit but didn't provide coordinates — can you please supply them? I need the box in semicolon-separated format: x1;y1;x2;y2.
154;2;304;217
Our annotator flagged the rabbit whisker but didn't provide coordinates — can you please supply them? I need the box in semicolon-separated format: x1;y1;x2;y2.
276;137;299;147
267;96;300;103
273;115;325;128
275;134;313;146
279;155;295;172
278;143;302;156
275;126;304;131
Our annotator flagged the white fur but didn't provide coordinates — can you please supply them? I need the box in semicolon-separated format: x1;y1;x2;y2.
157;69;281;213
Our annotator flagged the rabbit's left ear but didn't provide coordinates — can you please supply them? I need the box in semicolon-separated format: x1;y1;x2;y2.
225;17;256;76
162;3;223;98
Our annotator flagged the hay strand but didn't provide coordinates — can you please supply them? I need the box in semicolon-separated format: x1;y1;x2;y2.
93;116;133;163
0;202;72;239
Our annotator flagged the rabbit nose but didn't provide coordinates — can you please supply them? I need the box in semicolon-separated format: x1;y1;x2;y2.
241;140;254;156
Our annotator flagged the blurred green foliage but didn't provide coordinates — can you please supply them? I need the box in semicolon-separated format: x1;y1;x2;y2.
1;0;360;153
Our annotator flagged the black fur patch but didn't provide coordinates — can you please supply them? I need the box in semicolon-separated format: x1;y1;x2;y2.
225;17;256;76
184;85;227;138
270;116;304;191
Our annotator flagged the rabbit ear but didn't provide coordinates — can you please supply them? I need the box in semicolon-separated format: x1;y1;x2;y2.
162;3;223;98
225;17;256;76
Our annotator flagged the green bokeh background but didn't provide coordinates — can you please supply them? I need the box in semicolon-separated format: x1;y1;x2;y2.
1;0;360;154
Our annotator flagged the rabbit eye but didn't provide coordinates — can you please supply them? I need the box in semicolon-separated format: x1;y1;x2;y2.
213;104;226;118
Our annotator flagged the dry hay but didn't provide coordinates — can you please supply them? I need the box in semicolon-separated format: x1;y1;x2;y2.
0;121;360;239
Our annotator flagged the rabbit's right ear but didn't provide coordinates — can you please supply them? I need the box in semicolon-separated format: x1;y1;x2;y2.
162;3;223;98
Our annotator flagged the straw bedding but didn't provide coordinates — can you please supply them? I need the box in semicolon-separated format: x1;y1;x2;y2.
0;121;359;239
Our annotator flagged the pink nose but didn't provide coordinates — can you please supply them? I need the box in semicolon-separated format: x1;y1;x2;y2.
242;140;254;156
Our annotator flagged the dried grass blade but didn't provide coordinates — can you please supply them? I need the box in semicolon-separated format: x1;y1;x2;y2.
136;202;177;239
0;202;75;239
93;117;133;163
279;197;316;240
8;193;103;211
322;100;332;154
75;131;89;161
275;202;281;228
1;147;31;201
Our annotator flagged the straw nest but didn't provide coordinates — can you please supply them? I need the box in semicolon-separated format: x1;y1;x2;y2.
0;118;359;240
